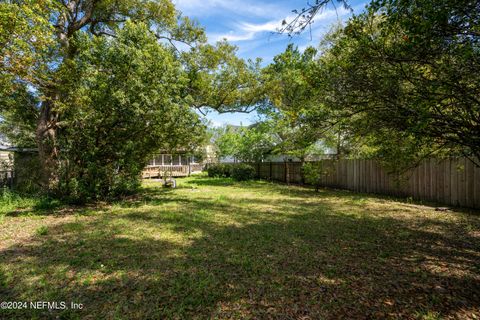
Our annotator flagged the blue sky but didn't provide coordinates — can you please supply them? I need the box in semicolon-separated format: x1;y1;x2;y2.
173;0;368;126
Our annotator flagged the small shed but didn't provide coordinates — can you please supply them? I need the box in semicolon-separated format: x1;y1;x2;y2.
0;146;39;191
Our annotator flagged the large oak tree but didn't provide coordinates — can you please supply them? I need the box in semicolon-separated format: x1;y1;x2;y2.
0;0;262;198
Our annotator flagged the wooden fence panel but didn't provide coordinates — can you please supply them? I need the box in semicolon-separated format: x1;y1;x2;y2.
457;158;466;207
465;159;475;208
365;160;371;193
436;159;445;204
272;163;285;182
475;163;480;209
429;159;435;200
259;163;270;180
292;162;302;183
254;158;479;209
450;159;458;206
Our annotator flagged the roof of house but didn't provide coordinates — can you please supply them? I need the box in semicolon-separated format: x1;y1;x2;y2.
0;145;37;153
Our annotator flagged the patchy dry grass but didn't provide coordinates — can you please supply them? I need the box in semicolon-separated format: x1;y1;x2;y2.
0;175;479;319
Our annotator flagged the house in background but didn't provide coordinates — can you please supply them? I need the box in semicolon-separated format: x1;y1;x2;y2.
147;153;198;166
142;145;215;178
0;146;14;184
0;145;38;189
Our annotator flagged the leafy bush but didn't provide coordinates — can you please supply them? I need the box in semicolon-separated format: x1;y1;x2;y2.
0;188;42;216
206;164;221;177
302;162;335;192
207;163;233;178
231;164;256;181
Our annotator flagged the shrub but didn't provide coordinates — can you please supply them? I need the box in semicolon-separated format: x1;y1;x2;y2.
206;164;221;177
231;164;256;181
302;162;322;191
302;162;336;192
207;163;233;178
0;188;48;216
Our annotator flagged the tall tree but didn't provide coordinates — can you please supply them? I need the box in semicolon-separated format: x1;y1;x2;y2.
57;22;205;199
1;0;203;188
1;0;263;196
274;0;480;170
315;0;480;168
262;45;337;160
182;41;264;114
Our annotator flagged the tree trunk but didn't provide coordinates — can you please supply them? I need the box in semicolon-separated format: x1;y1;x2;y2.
336;130;342;160
300;156;305;185
35;99;59;190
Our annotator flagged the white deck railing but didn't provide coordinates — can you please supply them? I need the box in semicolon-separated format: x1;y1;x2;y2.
142;164;204;178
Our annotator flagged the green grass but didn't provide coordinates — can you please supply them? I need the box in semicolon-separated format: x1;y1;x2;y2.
0;175;479;319
0;189;37;218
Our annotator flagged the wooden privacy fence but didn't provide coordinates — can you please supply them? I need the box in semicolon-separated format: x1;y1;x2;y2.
254;158;480;209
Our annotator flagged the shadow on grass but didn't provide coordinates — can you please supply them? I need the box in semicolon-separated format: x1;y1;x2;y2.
1;178;479;319
2;196;67;218
268;180;480;216
184;177;237;187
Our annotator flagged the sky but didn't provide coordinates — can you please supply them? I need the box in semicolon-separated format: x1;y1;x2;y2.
173;0;368;126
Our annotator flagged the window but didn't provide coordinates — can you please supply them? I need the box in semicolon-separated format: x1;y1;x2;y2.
163;155;172;165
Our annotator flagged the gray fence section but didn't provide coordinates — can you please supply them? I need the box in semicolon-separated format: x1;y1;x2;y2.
0;170;15;188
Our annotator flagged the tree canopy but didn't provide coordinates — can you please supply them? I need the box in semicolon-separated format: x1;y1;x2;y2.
0;0;263;199
262;0;480;171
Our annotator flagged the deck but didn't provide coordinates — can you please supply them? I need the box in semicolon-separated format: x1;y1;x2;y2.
142;164;204;178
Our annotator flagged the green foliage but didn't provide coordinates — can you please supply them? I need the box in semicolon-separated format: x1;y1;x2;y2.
0;0;54;97
1;0;260;200
262;44;338;160
13;152;42;194
0;188;22;214
206;162;258;181
236;123;276;163
211;126;242;161
35;226;49;236
52;22;206;201
230;163;256;181
207;163;233;178
264;0;480;171
212;123;276;163
0;188;39;217
302;161;334;191
182;41;264;113
315;0;480;167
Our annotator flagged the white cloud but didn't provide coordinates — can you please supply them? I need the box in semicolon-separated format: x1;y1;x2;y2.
173;0;285;19
210;6;350;44
176;0;368;63
209;14;295;42
241;19;284;33
210;30;256;42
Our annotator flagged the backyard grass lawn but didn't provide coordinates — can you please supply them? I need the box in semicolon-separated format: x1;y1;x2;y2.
0;175;479;319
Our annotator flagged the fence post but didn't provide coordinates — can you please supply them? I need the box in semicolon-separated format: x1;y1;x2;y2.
269;162;273;180
285;161;289;184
